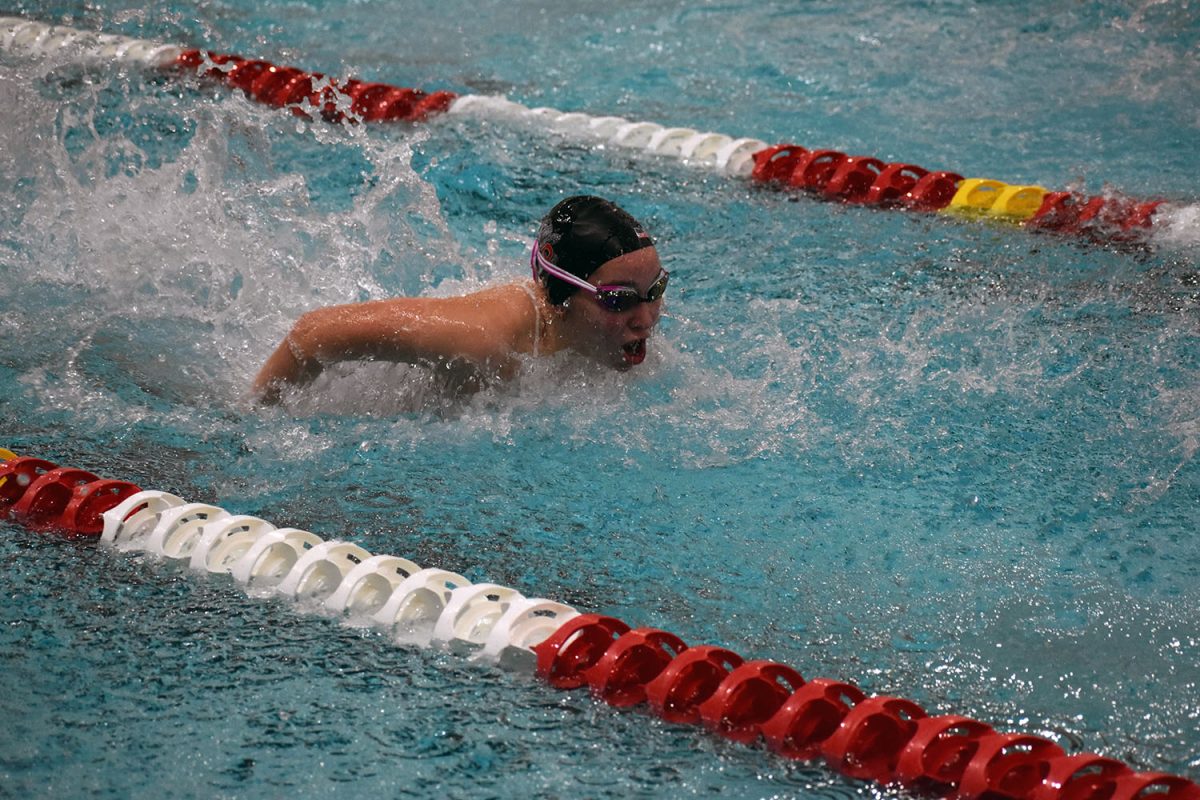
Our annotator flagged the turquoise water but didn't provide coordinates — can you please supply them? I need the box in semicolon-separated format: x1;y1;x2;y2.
1;1;1198;797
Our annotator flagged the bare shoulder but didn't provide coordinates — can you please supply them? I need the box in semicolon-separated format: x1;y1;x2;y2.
449;281;542;352
357;281;532;329
460;281;535;309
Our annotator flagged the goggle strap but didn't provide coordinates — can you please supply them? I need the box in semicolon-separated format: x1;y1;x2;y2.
532;242;668;309
531;244;602;295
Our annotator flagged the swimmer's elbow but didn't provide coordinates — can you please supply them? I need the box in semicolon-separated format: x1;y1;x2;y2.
286;309;328;364
250;312;327;405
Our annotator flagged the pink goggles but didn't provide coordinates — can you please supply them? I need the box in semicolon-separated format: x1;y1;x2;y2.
531;244;669;312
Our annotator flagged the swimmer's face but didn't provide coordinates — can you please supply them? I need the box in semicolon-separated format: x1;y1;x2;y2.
562;247;665;370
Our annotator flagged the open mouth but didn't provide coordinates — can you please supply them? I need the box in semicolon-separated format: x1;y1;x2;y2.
621;339;647;365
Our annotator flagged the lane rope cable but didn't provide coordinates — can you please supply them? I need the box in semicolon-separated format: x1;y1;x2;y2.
2;449;1198;798
1;16;1191;246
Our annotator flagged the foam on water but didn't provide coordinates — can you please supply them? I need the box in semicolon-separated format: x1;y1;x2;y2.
1155;203;1200;249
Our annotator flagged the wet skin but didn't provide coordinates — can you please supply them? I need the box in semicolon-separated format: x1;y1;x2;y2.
252;246;666;403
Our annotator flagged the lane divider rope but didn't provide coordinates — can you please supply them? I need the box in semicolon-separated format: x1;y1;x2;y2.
0;16;1181;245
3;448;1198;798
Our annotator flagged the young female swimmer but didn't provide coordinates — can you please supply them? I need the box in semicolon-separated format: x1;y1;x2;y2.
252;195;669;404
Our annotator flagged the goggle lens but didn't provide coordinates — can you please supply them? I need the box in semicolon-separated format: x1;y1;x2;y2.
594;271;670;312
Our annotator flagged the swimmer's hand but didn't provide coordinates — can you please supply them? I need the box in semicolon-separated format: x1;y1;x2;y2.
252;329;323;405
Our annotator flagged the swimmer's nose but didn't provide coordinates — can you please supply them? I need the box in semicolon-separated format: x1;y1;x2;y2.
628;300;659;331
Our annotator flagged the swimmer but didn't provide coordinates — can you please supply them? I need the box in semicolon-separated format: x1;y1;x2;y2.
252;195;668;404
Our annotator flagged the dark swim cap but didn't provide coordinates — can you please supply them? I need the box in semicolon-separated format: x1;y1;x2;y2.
534;195;654;305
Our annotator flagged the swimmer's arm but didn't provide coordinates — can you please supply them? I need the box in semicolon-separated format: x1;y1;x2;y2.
252;288;527;403
253;335;322;405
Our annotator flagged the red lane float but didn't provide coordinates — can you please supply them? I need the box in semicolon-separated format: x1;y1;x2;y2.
761;677;867;759
173;49;457;123
60;480;144;537
865;162;930;206
895;714;996;794
11;467;101;528
532;613;631;689
644;644;744;724
823;156;887;203
4;446;1198;799
907;171;967;211
956;733;1066;800
1031;754;1131;800
697;660;805;743
584;627;687;707
0;455;141;538
0;456;57;510
1028;192;1164;238
820;695;927;783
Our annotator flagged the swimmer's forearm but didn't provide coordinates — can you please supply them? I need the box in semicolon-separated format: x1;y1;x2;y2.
252;332;323;404
252;305;423;403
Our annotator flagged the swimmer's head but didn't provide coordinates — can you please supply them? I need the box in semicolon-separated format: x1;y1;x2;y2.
532;195;654;305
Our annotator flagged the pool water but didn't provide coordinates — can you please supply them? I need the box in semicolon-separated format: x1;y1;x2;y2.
1;1;1198;797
